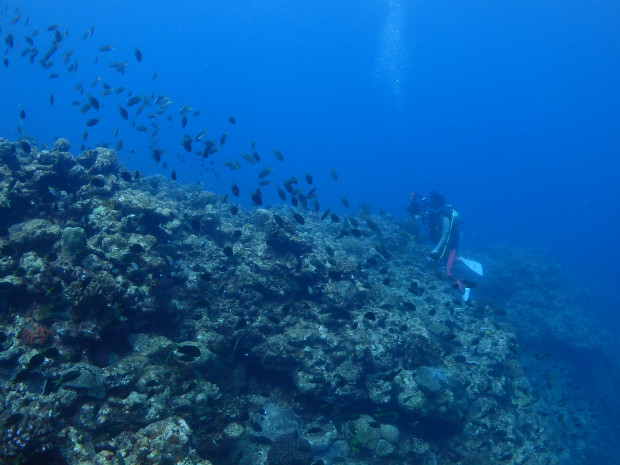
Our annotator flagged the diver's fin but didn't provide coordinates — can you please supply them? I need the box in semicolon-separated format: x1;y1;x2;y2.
458;257;483;276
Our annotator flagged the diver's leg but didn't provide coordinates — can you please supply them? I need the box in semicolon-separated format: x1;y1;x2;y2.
445;248;457;275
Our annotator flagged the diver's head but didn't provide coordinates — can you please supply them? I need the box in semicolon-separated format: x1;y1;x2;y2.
429;191;445;210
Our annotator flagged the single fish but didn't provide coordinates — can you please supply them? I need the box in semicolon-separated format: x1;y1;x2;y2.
258;166;273;179
273;148;284;162
88;95;100;110
231;183;240;196
126;96;142;107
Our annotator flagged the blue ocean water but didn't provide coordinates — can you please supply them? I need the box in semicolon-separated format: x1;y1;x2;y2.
2;0;619;461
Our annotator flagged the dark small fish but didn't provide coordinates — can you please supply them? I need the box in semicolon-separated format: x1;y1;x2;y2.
241;152;256;164
223;159;241;170
48;72;59;79
19;109;26;119
325;245;335;257
258;166;273;179
223;246;234;257
58;370;81;384
283;178;297;194
79;102;92;114
25;36;34;46
9;14;21;25
121;171;132;182
251;188;263;206
88;95;100;110
273;214;284;226
292;212;305;225
82;131;88;140
230;205;239;215
253;150;261;162
152;71;159;80
49;93;54;106
330;213;340;223
134;47;142;62
291;196;299;207
298;194;308;208
99;45;114;52
170;170;177;181
136;125;149;132
12;370;30;384
341;197;350;208
277;186;286;201
4;33;14;48
47;24;59;31
181;135;192;152
231;183;240;196
272;148;284;162
3;413;24;428
63;49;74;64
313;200;320;212
2;58;8;66
182;115;187;128
19;140;31;153
118;106;129;120
258;180;271;186
27;353;45;369
126;96;142;106
116;139;124;150
227;116;236;125
220;131;227;146
320;207;331;221
152;148;164;163
330;169;339;181
305;173;313;184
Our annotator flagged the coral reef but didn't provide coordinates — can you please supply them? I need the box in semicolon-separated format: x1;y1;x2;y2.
0;138;565;465
21;324;52;346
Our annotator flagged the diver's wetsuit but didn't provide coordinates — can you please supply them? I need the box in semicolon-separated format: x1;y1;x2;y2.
430;207;460;276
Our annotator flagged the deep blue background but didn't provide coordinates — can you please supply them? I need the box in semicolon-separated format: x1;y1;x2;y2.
2;1;619;316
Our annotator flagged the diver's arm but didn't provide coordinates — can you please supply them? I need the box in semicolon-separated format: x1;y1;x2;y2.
431;217;450;254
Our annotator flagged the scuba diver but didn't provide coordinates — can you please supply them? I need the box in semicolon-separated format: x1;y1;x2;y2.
424;191;461;276
407;191;471;302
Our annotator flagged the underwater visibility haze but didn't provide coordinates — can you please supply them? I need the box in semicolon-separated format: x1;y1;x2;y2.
1;1;619;464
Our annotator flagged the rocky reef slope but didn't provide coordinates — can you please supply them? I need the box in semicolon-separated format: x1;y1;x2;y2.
0;138;556;465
